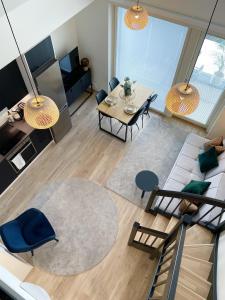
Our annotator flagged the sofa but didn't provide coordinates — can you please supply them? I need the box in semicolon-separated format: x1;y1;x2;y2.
155;133;225;227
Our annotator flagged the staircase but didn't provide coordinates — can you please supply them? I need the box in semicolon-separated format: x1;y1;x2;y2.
128;212;216;300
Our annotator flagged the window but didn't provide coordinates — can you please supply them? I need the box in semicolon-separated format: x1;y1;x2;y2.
116;7;188;112
187;35;225;125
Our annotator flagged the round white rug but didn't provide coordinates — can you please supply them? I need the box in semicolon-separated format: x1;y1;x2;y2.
27;178;118;276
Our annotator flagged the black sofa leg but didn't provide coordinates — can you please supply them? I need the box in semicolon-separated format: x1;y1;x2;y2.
54;238;59;242
31;250;34;256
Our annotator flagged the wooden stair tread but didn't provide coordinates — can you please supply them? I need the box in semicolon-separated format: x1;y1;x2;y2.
138;211;155;228
175;282;206;300
178;266;211;298
185;225;213;245
181;255;212;279
165;216;179;234
145;215;170;247
183;244;214;261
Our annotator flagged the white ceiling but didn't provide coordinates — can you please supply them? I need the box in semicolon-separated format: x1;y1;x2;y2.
0;0;30;16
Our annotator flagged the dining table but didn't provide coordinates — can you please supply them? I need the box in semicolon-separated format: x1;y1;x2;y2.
97;82;154;142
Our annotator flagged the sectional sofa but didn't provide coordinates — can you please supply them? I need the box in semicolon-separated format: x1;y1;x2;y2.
155;133;225;227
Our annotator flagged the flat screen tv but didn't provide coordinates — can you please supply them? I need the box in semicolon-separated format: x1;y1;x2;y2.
59;47;80;73
25;36;55;73
0;60;28;111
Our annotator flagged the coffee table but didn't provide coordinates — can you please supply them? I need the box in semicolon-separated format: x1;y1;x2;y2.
135;170;159;198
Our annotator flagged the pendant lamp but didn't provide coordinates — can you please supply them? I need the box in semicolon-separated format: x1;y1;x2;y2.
125;0;148;30
166;0;219;116
1;0;59;129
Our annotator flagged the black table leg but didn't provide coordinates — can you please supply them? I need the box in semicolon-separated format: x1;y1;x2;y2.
125;125;128;142
98;111;102;129
141;190;145;198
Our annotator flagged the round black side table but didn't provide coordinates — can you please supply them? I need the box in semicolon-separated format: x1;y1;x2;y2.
135;170;159;198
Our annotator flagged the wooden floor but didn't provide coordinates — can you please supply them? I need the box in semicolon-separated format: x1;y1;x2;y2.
0;97;205;300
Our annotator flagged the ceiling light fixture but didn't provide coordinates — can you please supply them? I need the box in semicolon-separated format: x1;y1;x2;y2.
0;0;59;129
125;0;149;30
166;0;219;116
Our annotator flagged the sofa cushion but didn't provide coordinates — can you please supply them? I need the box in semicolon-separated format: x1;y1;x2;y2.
154;179;184;217
192;173;225;226
169;165;202;186
185;133;209;148
205;157;225;179
198;147;218;173
176;154;204;180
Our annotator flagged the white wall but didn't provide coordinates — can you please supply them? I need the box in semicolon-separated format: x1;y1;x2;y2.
51;16;78;60
0;0;94;69
75;0;108;91
207;107;225;139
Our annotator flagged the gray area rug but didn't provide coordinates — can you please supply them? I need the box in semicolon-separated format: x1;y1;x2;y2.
106;115;191;208
26;178;118;276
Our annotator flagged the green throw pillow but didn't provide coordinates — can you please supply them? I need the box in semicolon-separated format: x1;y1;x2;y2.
182;180;211;195
198;147;218;173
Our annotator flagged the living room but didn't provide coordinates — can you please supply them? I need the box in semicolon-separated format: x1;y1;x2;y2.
0;0;225;299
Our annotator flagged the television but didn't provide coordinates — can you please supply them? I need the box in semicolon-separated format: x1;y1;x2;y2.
0;60;28;111
59;47;80;73
25;36;55;73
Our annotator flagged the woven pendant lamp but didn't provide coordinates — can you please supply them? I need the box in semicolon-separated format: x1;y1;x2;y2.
166;83;200;115
0;0;60;130
24;96;59;129
166;0;219;116
125;1;148;30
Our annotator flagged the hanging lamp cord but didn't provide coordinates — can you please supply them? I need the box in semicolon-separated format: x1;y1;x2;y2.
137;0;140;9
186;0;219;89
0;0;40;104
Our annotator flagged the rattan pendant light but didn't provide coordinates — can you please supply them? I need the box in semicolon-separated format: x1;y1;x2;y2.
1;0;59;129
24;96;59;129
125;0;149;30
166;0;219;116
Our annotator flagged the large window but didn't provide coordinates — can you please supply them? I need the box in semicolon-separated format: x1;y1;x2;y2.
116;7;188;112
186;35;225;125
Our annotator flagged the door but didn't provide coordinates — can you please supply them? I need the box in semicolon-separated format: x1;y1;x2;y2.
116;7;188;113
185;35;225;126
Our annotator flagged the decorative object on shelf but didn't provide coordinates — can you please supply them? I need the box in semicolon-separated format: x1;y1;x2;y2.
12;102;25;121
125;0;149;30
166;0;219;116
0;0;59;129
81;57;90;71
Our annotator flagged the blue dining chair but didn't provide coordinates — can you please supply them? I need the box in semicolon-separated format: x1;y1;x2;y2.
0;208;58;256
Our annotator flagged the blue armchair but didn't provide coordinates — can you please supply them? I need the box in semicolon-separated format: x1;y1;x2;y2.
0;208;58;256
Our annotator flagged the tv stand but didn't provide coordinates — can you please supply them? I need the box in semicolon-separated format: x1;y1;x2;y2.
61;67;93;114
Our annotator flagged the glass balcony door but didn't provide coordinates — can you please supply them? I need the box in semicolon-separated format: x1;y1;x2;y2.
185;35;225;126
116;7;188;113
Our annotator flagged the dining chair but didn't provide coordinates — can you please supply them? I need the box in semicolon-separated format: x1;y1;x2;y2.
96;89;113;132
144;94;158;117
109;77;120;91
116;107;146;141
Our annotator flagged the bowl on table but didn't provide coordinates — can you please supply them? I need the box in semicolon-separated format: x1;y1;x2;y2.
124;104;137;115
104;96;117;106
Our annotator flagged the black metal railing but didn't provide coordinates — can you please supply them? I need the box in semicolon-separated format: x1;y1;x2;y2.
145;216;192;300
145;188;225;232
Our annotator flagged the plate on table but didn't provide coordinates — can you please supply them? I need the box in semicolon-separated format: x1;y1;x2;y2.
105;96;117;106
124;104;137;115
